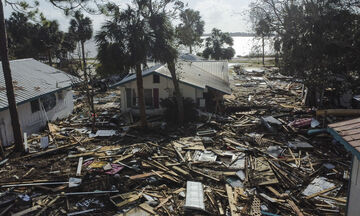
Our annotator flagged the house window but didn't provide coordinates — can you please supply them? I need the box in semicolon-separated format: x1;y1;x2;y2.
153;74;160;83
126;88;132;108
132;89;137;107
41;93;56;111
144;89;153;107
58;91;64;102
30;99;40;113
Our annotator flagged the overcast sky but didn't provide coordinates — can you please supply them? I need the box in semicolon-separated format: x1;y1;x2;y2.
4;0;253;33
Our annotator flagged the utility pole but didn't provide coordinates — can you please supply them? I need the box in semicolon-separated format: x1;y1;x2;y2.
0;0;24;152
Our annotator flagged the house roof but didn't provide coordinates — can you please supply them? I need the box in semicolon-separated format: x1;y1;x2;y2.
0;58;78;111
111;61;231;95
328;117;360;160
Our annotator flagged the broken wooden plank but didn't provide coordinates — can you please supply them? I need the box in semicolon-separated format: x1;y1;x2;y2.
129;171;165;180
154;195;172;210
305;186;338;199
12;205;42;216
225;184;239;216
287;199;304;216
76;157;83;177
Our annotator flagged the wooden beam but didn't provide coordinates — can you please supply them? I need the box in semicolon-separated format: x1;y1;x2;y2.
225;184;239;216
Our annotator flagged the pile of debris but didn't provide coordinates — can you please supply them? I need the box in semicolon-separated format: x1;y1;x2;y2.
0;69;353;215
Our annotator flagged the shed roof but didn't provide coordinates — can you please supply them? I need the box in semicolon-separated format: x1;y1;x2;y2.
111;61;231;95
0;58;78;111
328;117;360;160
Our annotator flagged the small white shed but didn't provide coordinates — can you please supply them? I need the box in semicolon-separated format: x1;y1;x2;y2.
111;59;231;114
0;59;78;146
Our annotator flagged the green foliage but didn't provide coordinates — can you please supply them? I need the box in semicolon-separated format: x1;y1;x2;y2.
6;12;76;63
202;28;235;60
95;0;182;77
68;11;93;44
160;97;197;123
252;0;360;106
176;8;205;54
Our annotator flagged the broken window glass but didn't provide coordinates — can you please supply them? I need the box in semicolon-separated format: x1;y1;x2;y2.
30;99;40;113
41;93;56;111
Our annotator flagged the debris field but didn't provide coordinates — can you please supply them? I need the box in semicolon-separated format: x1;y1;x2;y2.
0;68;353;215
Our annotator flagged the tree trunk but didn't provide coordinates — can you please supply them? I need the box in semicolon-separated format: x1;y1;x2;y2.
48;50;52;66
81;41;95;132
189;45;192;54
135;64;147;127
0;1;23;152
167;61;184;125
262;36;265;66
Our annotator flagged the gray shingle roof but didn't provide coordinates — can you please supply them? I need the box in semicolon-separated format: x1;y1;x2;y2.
111;61;231;94
0;58;78;111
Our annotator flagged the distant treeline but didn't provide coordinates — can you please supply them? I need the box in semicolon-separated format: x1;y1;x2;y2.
203;32;255;37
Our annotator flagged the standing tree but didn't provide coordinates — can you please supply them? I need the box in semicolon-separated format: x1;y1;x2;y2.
176;8;204;54
149;6;184;125
96;5;150;127
68;11;95;131
250;5;272;65
202;28;235;60
96;0;184;127
36;16;63;66
0;0;23;151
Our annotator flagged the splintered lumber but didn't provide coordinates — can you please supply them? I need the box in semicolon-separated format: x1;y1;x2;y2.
191;169;220;182
305;186;338;199
172;166;189;176
266;186;288;198
35;196;60;216
316;109;360;117
76;157;83;176
287;199;304;216
21;142;78;159
113;154;133;163
22;167;35;178
172;144;185;162
154;195;172;210
129;171;164;180
225;184;239;216
12;205;42;216
319;195;347;203
223;137;247;148
139;203;157;215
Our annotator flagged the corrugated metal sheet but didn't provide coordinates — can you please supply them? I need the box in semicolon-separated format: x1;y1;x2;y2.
111;61;231;94
0;58;78;110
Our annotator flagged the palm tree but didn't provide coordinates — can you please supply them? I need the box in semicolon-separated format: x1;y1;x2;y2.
96;5;150;127
149;11;184;125
0;0;23;152
68;11;95;131
36;17;63;66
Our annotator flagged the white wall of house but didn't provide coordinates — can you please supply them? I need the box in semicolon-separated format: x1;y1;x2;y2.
0;88;74;146
348;155;360;216
119;73;204;112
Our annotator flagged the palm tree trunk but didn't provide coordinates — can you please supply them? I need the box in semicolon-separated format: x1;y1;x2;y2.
81;41;95;132
0;1;23;152
167;61;184;125
262;36;265;66
48;50;52;66
135;64;147;127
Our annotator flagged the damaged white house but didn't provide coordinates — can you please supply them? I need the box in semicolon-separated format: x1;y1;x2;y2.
0;59;77;146
112;55;231;114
